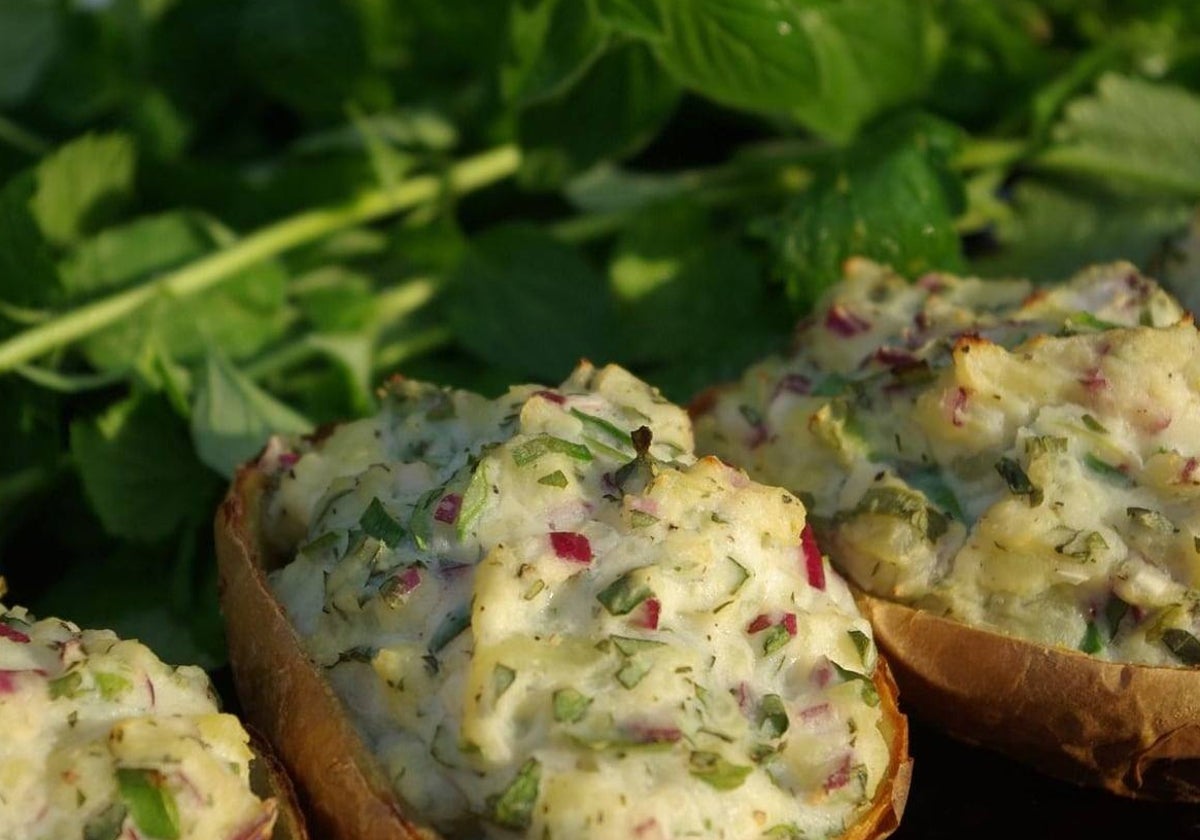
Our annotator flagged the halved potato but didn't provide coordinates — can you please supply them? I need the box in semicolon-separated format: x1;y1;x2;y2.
216;457;911;840
857;593;1200;801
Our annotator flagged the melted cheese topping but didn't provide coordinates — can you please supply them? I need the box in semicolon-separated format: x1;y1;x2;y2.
0;605;275;840
695;259;1200;667
264;363;892;839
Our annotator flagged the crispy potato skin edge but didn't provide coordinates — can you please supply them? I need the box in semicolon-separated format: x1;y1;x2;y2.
216;465;437;840
858;593;1200;801
216;459;912;839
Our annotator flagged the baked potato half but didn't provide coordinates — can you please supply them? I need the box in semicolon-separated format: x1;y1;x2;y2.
693;259;1200;800
215;363;911;840
856;594;1200;800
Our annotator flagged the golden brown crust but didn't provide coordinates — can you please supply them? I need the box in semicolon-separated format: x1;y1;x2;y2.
857;593;1200;801
216;458;911;839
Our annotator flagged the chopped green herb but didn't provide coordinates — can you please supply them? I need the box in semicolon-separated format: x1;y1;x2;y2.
1104;595;1130;641
812;373;851;397
585;435;633;462
1081;414;1108;433
94;672;132;701
429;605;471;653
995;457;1042;506
611;635;665;656
1064;312;1121;334
83;802;128;840
298;530;342;557
117;769;180;840
487;759;541;831
763;824;805;839
762;624;791;655
1079;620;1104;654
537;470;568;488
1055;530;1108;563
1085;453;1134;487
408;488;441;550
1025;435;1068;456
727;557;750;595
616;658;652;689
614;426;657;495
511;434;592;466
1162;628;1200;665
522;579;545;601
756;694;789;739
831;662;879;706
597;570;654;616
738;404;764;427
359;497;406;547
552;688;592;723
49;670;83;700
492;664;516;700
850;486;948;541
848;629;871;662
1126;506;1176;534
902;465;965;521
688;751;753;790
570;408;633;449
456;464;490;540
629;509;659;528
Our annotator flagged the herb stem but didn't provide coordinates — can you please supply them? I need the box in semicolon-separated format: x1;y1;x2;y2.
952;138;1028;171
1030;146;1200;196
0;145;520;373
375;325;453;372
0;115;50;157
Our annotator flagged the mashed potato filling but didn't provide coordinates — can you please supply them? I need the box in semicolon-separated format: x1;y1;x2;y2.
0;606;276;840
695;259;1200;667
264;363;892;839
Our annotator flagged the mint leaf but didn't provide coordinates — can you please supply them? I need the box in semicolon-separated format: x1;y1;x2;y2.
975;178;1190;281
76;212;289;370
518;41;680;188
117;768;181;840
237;0;369;115
644;0;938;140
502;0;609;107
0;172;60;314
0;0;59;107
594;0;664;39
31;133;135;247
1038;74;1200;198
71;393;218;541
190;349;312;479
767;116;964;306
449;224;616;380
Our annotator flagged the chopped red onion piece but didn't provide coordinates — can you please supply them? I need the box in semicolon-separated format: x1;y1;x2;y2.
550;531;592;563
434;493;462;524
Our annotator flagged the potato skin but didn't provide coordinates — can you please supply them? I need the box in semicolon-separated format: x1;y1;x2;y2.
857;593;1200;801
216;458;911;840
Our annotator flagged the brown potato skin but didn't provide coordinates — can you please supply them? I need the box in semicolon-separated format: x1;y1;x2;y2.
248;729;309;840
857;593;1200;801
216;458;911;839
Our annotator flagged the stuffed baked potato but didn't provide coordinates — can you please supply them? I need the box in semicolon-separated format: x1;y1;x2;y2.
693;259;1200;799
216;362;910;839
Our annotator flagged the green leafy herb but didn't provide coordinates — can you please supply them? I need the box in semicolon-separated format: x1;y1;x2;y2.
1079;620;1104;654
487;758;541;831
687;750;753;791
117;768;181;840
1081;414;1108;433
831;661;880;707
616;658;653;689
457;464;491;540
761;624;791;656
848;629;871;662
1055;530;1108;563
1084;453;1134;487
537;470;569;488
570;408;632;449
511;434;593;466
1104;595;1129;641
727;557;750;594
359;498;406;547
48;670;83;699
83;802;128;840
756;694;789;739
553;687;592;722
1162;628;1200;666
629;509;659;528
94;672;132;701
610;635;665;656
995;456;1042;506
597;570;654;615
1126;507;1176;534
1025;435;1068;456
492;664;517;700
429;605;471;653
850;486;949;542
